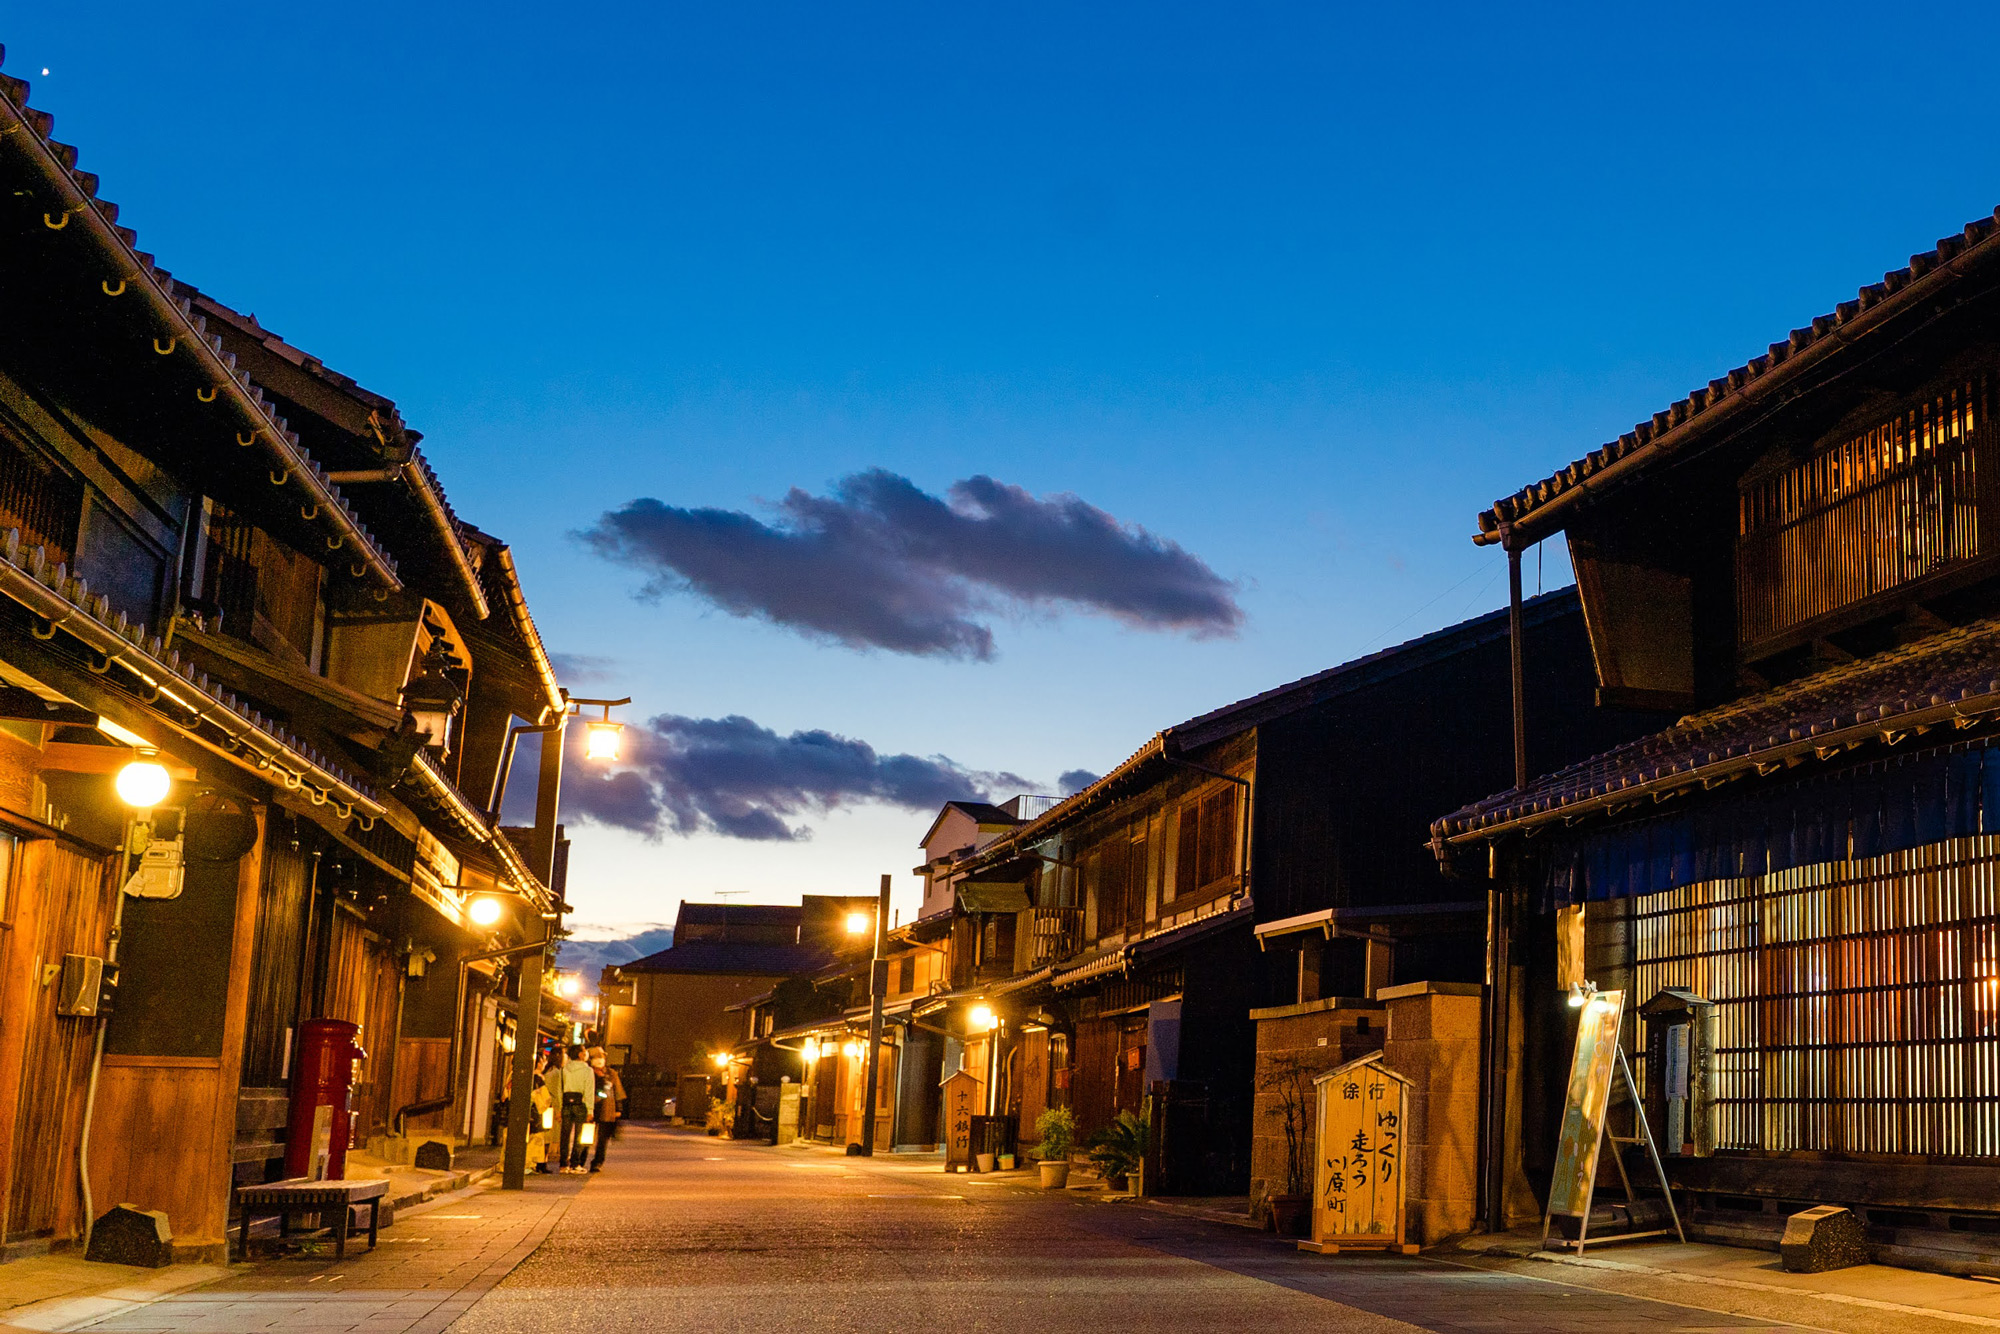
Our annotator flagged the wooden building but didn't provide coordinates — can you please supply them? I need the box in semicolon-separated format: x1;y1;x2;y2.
0;62;569;1262
949;594;1655;1196
1434;205;2000;1270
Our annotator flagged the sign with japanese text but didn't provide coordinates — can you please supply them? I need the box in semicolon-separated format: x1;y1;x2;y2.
941;1070;980;1171
1548;988;1626;1221
1306;1053;1410;1252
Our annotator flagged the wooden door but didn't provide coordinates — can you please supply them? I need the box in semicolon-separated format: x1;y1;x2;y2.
2;837;114;1241
1072;1017;1118;1139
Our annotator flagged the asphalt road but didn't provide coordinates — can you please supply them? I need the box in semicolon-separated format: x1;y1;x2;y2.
444;1124;1805;1334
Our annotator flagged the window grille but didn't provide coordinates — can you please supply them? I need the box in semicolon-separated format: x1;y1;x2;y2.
1631;834;2000;1158
1737;376;1987;645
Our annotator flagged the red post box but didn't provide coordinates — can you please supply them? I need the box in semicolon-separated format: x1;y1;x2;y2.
285;1018;367;1180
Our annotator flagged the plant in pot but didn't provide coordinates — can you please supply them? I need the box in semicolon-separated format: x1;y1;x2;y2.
1260;1054;1318;1236
1034;1106;1075;1188
1086;1110;1149;1194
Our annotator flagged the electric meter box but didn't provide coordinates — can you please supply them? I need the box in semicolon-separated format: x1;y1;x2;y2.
56;953;116;1017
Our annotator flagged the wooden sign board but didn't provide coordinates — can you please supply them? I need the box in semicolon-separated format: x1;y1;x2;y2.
941;1069;980;1172
1300;1053;1415;1254
1547;988;1625;1221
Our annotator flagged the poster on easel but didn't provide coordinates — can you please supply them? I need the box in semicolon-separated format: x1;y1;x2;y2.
1547;988;1624;1220
1299;1052;1416;1255
1543;987;1686;1255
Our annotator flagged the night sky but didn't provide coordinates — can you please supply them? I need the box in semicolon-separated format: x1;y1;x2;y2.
11;4;2000;943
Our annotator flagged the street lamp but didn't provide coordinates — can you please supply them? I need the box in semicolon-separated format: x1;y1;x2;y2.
969;1004;998;1033
114;749;171;809
466;895;506;927
582;699;624;761
712;1051;731;1069
497;688;629;1192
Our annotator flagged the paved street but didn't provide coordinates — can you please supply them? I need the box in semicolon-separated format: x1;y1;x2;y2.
450;1127;1802;1334
57;1126;1897;1334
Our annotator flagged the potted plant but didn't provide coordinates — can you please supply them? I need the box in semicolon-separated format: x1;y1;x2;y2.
1260;1055;1317;1236
1034;1106;1075;1188
1087;1110;1149;1194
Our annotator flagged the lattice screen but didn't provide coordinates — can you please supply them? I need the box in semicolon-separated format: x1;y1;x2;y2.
1631;834;2000;1157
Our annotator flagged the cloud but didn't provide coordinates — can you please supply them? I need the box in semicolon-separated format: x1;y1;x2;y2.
1058;769;1101;796
578;469;1243;659
556;927;676;989
547;652;618;684
558;712;1033;841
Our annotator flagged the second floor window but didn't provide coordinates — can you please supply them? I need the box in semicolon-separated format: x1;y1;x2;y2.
1174;783;1240;902
191;500;327;671
1738;375;1987;648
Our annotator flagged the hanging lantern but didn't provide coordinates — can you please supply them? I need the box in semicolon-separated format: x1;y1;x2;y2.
584;719;623;761
579;1122;596;1146
400;648;463;749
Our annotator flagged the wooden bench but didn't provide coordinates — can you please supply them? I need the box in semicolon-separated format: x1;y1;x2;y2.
234;1178;389;1262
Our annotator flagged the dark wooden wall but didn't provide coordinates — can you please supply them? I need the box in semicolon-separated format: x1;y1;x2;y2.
1250;592;1666;992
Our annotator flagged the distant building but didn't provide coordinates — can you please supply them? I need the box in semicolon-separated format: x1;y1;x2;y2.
601;896;871;1117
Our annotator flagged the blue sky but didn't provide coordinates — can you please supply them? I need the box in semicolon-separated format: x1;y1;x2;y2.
12;4;2000;940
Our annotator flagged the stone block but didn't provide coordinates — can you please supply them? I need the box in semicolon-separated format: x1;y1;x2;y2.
1780;1205;1869;1273
86;1204;172;1267
413;1140;453;1171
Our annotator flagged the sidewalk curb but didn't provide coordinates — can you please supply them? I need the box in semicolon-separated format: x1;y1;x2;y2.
1442;1239;2000;1330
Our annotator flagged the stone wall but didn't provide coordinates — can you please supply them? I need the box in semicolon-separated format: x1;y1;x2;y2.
1247;998;1387;1223
1379;980;1482;1245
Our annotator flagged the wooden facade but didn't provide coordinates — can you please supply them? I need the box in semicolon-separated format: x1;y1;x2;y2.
1440;205;2000;1263
0;63;569;1261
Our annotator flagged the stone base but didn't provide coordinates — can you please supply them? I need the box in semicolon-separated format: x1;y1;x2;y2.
86;1204;172;1268
1780;1205;1869;1273
413;1141;454;1170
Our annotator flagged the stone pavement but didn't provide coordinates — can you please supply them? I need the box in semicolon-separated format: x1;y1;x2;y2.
445;1125;1800;1333
67;1171;582;1334
28;1127;2000;1332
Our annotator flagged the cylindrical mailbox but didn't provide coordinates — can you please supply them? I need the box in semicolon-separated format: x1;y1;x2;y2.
284;1018;366;1180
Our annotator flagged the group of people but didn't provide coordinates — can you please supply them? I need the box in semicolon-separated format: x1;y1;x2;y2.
526;1038;625;1174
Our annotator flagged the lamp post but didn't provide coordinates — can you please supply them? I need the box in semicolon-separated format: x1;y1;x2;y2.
852;873;893;1156
498;693;629;1191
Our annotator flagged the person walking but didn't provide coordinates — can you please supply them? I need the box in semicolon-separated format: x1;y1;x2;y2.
559;1043;595;1172
589;1055;625;1173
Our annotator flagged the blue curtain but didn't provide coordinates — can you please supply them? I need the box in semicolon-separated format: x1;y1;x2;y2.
1538;741;2000;910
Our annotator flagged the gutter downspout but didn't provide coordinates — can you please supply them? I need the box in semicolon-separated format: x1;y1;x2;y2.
77;824;134;1252
1481;534;1528;1233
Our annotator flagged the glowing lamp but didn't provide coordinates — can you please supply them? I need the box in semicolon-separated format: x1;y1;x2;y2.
579;1122;597;1146
846;911;872;936
843;1041;862;1059
712;1051;730;1069
467;895;505;927
557;974;581;998
540;1107;555;1130
584;720;623;762
970;1004;998;1032
115;750;171;809
802;1039;820;1062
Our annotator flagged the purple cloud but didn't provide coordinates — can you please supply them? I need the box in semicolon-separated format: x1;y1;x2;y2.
577;469;1243;659
558;712;1034;841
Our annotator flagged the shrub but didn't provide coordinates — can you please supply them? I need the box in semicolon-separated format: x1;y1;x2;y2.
1086;1110;1149;1182
1034;1105;1076;1161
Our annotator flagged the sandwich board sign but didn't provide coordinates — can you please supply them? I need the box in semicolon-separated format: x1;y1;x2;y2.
1300;1052;1416;1254
1542;988;1685;1255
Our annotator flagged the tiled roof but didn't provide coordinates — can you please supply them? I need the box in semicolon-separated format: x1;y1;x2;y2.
0;54;403;592
970;590;1580;861
1476;206;2000;547
1433;617;2000;846
620;939;833;976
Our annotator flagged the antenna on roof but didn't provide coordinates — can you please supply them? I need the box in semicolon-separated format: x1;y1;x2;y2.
711;888;749;899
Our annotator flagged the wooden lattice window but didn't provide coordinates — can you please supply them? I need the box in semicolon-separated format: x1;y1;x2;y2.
1174;784;1240;902
1631;834;2000;1158
1738;377;1989;646
0;430;80;566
